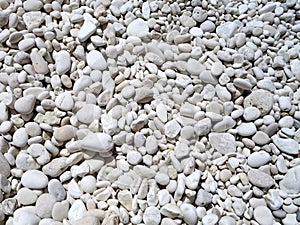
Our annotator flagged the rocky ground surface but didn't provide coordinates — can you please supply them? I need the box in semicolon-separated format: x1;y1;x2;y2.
0;0;300;224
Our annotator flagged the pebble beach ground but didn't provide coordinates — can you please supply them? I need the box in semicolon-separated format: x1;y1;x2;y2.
0;0;300;224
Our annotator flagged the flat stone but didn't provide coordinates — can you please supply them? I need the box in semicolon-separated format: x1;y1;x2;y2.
80;132;113;153
19;38;35;51
76;104;101;124
13;209;40;225
253;206;273;225
216;22;238;39
53;125;77;142
54;50;71;75
165;119;181;139
279;165;300;194
35;193;57;218
237;122;257;136
117;190;132;211
186;58;205;76
211;62;224;76
133;165;156;179
272;136;299;155
208;132;236;154
13;128;28;148
156;103;168;123
73;216;100;225
78;18;97;42
160;203;182;219
52;200;69;221
21;170;48;189
55;92;74;111
48;179;66;201
14;95;36;115
0;174;11;193
0;152;10;177
291;59;300;80
127;18;149;37
127;151;142;165
80;175;96;193
87;50;107;70
248;151;271;168
23;0;43;11
252;131;270;145
243;107;261;121
248;169;275;189
186;170;201;190
194;118;212;136
219;216;236;225
42;157;68;177
16;188;37;205
134;87;153;104
200;21;215;32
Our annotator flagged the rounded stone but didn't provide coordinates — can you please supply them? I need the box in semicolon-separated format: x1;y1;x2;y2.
35;193;57;218
21;170;49;189
253;206;273;225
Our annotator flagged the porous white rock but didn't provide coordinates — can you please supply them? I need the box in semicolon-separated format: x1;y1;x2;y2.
143;206;161;225
208;133;236;154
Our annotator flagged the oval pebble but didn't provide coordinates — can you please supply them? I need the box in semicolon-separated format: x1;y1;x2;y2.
21;170;48;189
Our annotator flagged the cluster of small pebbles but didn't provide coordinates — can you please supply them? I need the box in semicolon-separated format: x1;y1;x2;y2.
0;0;300;224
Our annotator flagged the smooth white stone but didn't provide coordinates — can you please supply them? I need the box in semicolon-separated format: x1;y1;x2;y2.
78;18;97;42
55;92;74;111
14;95;36;115
80;132;113;153
216;22;238;39
279;165;300;194
21;170;48;189
68;199;87;221
13;128;28;147
87;50;107;70
272;136;298;155
35;193;57;218
253;206;273;225
127;18;149;37
248;151;271;168
237;122;257;136
54;50;71;75
180;203;197;225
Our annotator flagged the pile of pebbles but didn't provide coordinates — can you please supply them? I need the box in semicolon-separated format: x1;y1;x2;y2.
0;0;300;224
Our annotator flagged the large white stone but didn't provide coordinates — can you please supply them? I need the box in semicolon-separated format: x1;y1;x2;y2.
208;133;236;154
87;50;107;70
127;18;149;37
21;170;48;189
